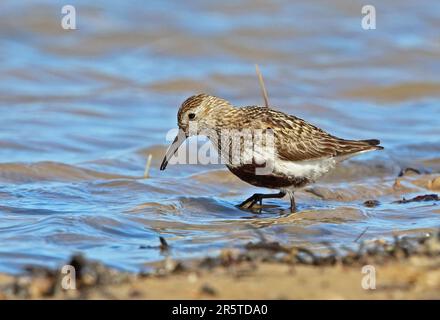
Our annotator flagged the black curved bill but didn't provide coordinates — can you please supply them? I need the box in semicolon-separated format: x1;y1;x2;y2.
160;132;187;170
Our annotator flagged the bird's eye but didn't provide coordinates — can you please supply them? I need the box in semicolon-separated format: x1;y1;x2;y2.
188;113;195;120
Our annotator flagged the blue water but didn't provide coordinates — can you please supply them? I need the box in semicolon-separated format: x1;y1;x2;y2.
0;0;439;274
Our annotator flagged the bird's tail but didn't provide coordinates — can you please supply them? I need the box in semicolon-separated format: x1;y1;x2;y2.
359;139;383;149
334;138;383;161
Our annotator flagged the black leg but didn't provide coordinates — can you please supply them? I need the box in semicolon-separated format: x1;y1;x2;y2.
288;191;296;213
239;191;286;209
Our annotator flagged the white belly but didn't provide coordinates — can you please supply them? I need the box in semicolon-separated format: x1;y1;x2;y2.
272;157;336;182
215;138;337;182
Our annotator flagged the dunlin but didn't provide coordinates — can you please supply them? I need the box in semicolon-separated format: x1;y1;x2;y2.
160;94;383;212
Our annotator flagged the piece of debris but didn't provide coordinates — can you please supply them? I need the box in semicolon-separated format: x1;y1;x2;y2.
143;154;153;178
255;64;269;108
245;241;290;253
398;167;421;177
200;283;217;296
354;227;370;243
139;237;170;252
428;177;440;191
394;194;439;204
158;257;185;275
159;236;169;252
363;200;380;208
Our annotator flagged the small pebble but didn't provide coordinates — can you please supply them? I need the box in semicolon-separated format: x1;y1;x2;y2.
428;177;440;191
393;178;403;189
129;289;142;298
29;277;53;298
187;272;198;283
363;200;380;208
200;283;217;296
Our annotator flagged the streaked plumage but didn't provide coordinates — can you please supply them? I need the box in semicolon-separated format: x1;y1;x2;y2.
161;94;383;212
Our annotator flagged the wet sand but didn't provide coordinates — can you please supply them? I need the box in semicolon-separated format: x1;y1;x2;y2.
1;230;439;300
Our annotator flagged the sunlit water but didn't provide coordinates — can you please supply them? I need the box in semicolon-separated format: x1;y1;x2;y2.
0;0;439;274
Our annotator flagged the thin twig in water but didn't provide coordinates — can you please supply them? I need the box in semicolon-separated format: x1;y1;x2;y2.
354;226;369;243
144;154;153;178
159;236;169;252
255;64;269;108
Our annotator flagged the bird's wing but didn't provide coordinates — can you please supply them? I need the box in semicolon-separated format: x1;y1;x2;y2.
244;107;381;162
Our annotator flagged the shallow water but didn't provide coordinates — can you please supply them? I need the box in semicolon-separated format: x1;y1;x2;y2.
0;0;439;274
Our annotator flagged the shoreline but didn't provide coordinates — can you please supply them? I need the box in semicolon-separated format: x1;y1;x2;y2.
1;233;439;299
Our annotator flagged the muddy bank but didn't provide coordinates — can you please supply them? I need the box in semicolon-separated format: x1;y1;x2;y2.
1;232;439;299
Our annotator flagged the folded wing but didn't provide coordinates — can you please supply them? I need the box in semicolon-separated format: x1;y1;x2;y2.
253;108;383;162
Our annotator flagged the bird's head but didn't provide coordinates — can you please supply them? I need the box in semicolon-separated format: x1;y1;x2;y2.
160;94;232;170
176;93;231;135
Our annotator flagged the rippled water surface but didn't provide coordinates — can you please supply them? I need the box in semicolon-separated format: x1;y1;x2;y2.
0;0;439;274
